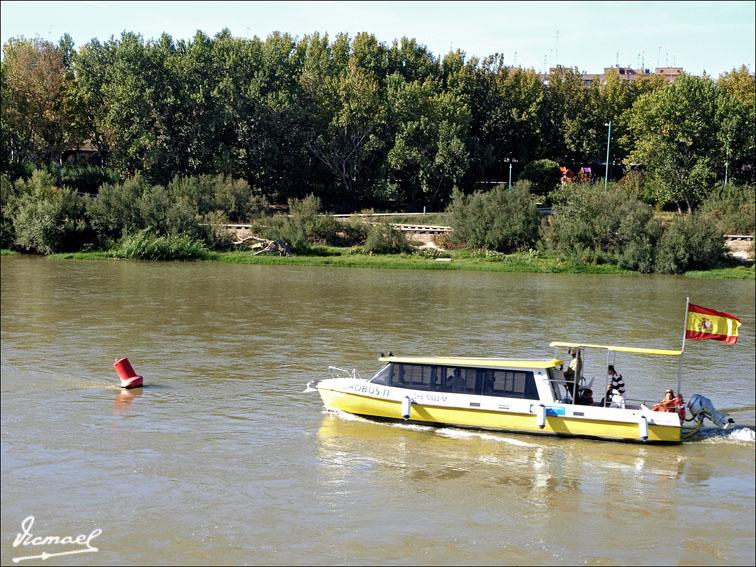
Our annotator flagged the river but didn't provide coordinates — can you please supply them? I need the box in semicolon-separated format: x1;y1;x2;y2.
1;255;754;565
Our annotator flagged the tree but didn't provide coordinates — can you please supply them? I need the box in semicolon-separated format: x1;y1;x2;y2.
470;62;544;181
386;75;470;208
717;66;756;184
1;37;71;172
303;54;387;207
626;75;723;212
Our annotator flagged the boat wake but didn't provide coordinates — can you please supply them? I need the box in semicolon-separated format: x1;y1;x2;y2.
695;425;755;445
434;428;541;448
324;409;541;447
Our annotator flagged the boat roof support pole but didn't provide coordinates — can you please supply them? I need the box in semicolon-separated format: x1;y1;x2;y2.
677;297;690;395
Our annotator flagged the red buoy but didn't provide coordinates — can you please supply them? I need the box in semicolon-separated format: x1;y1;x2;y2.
114;357;143;389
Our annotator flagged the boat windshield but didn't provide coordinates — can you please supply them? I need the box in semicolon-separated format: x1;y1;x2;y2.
369;364;391;385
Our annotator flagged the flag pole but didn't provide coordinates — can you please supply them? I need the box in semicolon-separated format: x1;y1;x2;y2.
677;297;690;396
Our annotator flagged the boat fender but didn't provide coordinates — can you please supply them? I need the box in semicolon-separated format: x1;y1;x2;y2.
639;416;649;441
531;404;546;429
401;396;413;420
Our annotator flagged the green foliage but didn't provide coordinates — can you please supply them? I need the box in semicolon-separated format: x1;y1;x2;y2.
199;211;235;251
167;174;268;222
654;213;725;274
363;222;412;254
1;174;18;246
332;215;369;246
518;159;561;199
60;165;120;194
447;183;541;253
700;183;755;235
542;183;661;272
113;230;208;260
87;173;265;247
625;75;735;212
262;194;343;252
11;170;91;254
86;173;152;245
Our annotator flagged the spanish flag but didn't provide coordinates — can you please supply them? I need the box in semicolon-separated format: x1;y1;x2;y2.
686;303;741;344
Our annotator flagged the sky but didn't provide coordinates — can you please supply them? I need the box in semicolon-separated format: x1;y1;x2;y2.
1;1;753;76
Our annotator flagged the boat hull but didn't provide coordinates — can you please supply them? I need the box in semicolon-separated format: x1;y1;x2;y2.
318;385;682;444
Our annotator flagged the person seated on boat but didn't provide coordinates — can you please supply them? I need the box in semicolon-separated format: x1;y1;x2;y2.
608;388;626;409
482;373;495;395
652;389;677;412
576;388;594;406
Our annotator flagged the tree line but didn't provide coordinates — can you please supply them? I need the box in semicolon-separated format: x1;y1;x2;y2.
1;30;754;212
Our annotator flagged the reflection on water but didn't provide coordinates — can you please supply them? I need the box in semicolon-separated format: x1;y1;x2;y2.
113;388;144;416
1;256;754;565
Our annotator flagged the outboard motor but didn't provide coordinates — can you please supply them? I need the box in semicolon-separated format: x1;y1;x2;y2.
687;394;735;429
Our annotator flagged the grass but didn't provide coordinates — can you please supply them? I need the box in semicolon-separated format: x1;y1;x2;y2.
5;247;753;279
209;248;635;274
684;264;755;279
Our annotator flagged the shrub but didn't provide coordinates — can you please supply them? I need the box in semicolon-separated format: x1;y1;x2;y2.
11;170;91;254
447;184;541;253
199;211;235;251
701;183;755;235
113;230;208;261
87;173;152;246
541;182;661;272
518;159;561;200
167;174;269;222
331;215;369;247
363;222;411;254
1;174;18;247
60;165;120;194
262;195;344;252
654;213;725;274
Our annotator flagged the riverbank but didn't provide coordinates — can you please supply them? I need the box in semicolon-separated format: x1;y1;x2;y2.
5;248;753;279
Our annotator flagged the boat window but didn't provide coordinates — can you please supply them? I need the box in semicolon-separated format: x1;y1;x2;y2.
370;364;391;385
390;364;537;399
433;367;478;394
390;364;432;390
489;370;539;399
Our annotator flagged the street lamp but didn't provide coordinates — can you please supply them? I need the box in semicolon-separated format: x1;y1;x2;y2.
504;158;519;190
604;120;612;190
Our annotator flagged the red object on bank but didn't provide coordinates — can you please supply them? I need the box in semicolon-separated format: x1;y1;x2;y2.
114;357;144;389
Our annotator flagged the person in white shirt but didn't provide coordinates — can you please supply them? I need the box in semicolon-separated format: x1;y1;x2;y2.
609;388;626;409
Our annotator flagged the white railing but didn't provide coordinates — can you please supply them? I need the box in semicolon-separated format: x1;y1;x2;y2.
328;366;361;380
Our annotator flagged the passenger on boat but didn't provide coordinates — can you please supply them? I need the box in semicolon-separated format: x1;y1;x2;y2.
576;388;594;405
607;365;626;397
652;389;677;412
564;349;580;397
608;388;626;409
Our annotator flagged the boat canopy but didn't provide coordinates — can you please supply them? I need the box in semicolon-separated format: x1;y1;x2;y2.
378;356;564;370
550;341;682;357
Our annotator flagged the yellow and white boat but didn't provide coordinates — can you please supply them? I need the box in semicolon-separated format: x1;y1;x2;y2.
312;340;735;445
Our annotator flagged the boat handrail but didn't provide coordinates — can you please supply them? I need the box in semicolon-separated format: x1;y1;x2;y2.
328;366;362;380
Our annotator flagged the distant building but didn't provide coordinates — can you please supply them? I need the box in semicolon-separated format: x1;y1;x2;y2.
654;67;684;83
62;140;100;165
538;64;685;86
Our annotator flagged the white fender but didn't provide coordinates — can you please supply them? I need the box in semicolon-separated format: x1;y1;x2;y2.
401;396;412;420
532;404;546;429
639;416;649;440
